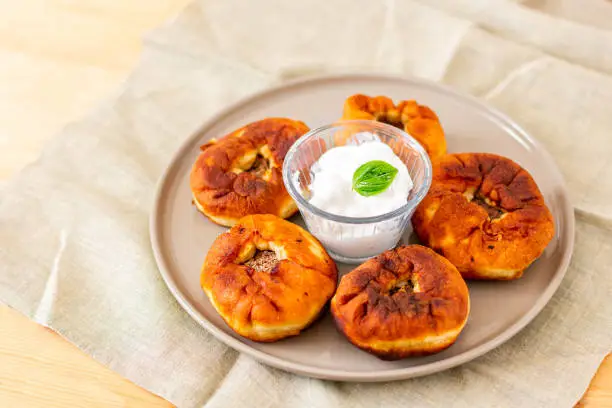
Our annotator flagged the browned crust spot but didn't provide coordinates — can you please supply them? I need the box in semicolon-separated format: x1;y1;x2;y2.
412;153;555;279
190;118;308;225
201;214;338;342
341;94;447;158
331;245;469;360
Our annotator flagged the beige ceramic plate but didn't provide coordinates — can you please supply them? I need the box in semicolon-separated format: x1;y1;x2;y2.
150;74;574;381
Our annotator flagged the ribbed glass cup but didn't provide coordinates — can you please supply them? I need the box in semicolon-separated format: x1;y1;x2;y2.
282;120;432;264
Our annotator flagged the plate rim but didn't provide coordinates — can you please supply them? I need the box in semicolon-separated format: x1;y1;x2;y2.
149;73;575;381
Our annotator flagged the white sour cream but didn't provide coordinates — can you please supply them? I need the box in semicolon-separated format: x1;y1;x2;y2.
308;140;413;217
299;135;415;262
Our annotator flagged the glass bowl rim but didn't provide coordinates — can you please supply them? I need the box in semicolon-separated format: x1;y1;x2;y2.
282;120;433;225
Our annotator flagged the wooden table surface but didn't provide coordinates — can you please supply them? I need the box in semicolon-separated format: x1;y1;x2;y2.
0;1;609;407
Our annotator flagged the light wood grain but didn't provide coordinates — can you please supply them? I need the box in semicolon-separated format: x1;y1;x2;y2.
0;0;609;407
577;354;612;408
0;0;190;179
0;306;173;408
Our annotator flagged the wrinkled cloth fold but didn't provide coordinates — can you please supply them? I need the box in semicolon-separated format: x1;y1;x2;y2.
1;0;611;406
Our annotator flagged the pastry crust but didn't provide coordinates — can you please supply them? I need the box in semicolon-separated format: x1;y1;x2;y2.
190;118;309;226
412;153;555;280
341;94;447;159
201;214;338;342
331;245;469;359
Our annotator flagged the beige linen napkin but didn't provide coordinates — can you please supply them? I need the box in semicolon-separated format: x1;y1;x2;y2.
1;0;611;406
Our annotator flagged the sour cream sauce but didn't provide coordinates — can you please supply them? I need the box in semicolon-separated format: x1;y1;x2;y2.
308;139;413;217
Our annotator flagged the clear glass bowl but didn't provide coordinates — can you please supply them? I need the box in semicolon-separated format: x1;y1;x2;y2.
282;120;432;264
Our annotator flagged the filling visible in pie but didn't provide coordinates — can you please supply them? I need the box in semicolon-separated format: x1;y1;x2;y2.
244;250;279;273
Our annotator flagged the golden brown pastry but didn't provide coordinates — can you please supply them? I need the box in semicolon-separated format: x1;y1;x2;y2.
201;214;338;342
341;94;447;159
190;118;309;226
412;153;555;280
331;245;469;360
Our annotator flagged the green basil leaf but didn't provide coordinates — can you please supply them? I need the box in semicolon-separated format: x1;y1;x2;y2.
352;160;399;197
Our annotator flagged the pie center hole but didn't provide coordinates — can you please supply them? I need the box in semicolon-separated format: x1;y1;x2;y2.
472;195;505;220
388;278;414;296
244;250;279;273
376;115;404;130
247;154;270;177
